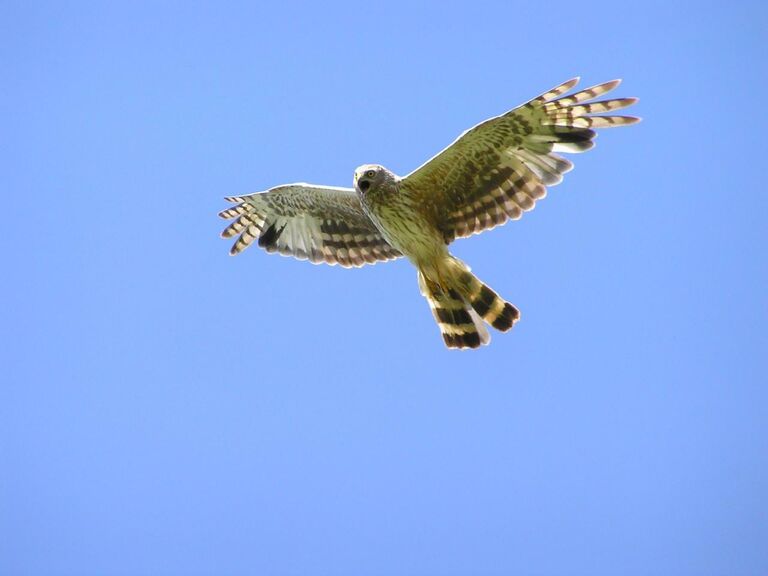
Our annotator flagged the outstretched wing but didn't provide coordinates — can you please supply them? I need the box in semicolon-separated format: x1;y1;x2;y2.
401;78;639;243
219;184;402;268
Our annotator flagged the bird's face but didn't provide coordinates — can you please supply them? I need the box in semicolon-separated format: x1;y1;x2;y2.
354;164;385;195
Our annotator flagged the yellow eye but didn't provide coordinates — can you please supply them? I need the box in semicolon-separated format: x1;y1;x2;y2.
365;170;375;178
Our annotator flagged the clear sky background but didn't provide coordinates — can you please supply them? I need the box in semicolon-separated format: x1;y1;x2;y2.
2;2;767;575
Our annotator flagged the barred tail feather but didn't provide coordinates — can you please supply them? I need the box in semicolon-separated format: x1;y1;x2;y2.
419;257;520;349
466;281;519;331
418;271;490;349
443;256;520;332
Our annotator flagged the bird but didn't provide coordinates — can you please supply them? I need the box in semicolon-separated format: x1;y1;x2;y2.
219;77;639;349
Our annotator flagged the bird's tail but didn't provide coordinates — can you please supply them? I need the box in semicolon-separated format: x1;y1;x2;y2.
418;256;520;349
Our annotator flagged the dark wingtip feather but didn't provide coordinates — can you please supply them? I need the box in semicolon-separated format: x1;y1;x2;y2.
257;222;286;248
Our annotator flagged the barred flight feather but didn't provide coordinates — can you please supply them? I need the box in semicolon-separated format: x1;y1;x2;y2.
402;77;639;243
218;184;401;267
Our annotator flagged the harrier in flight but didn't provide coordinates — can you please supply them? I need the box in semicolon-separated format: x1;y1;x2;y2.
220;78;639;349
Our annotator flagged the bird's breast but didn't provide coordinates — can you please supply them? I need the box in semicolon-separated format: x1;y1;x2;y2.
362;190;445;264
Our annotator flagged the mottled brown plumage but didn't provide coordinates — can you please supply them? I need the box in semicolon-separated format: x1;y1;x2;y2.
219;78;639;349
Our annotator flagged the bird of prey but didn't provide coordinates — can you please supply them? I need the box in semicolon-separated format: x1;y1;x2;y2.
219;78;639;349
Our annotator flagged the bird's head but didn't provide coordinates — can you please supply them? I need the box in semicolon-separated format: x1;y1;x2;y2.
354;164;396;196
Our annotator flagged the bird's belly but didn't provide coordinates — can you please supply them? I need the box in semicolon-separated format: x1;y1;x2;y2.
367;203;445;264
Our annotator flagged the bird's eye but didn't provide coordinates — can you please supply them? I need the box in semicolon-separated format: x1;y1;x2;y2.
365;170;376;178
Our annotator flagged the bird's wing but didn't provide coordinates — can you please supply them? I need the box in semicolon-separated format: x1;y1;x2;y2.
219;184;402;268
401;78;639;243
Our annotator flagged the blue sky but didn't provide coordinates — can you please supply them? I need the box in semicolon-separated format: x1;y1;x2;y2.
2;1;767;574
